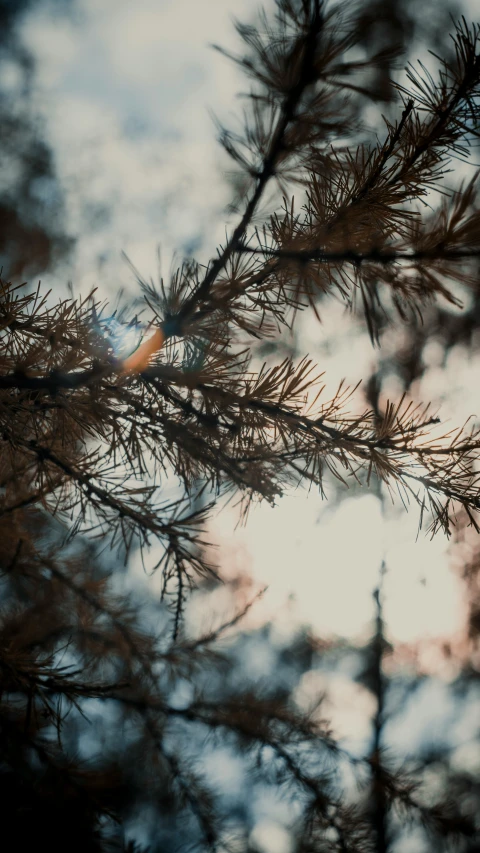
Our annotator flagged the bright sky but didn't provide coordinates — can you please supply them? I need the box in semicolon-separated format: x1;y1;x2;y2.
15;0;479;649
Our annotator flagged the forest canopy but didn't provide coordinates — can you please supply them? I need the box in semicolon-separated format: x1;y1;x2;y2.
0;1;479;851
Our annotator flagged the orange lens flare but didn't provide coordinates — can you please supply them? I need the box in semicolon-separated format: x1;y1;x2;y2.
121;327;165;373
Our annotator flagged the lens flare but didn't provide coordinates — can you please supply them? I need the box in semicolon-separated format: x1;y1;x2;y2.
122;327;165;373
92;313;165;373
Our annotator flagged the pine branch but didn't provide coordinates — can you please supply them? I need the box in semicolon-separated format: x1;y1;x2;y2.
370;576;389;853
236;245;480;264
173;0;325;335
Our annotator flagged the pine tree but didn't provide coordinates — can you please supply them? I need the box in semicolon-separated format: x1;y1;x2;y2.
1;1;480;850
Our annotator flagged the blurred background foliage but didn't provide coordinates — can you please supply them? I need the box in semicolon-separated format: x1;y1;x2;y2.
0;1;479;852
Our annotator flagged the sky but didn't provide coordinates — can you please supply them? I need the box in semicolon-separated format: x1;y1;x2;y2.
20;0;268;292
12;0;480;651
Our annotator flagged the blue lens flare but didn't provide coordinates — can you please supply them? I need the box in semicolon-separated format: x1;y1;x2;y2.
92;312;145;360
